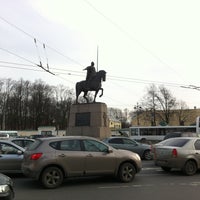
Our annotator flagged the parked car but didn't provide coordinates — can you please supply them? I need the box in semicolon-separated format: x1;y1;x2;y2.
0;140;25;173
9;138;35;148
29;134;55;139
153;137;200;175
0;173;15;200
103;137;152;160
163;132;198;140
22;136;142;189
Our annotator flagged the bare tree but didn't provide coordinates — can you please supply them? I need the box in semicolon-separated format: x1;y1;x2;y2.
53;84;75;129
141;84;158;126
175;100;190;125
0;79;15;129
140;84;177;125
156;85;177;125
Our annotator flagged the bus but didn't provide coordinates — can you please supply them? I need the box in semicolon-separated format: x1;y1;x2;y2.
128;116;200;142
129;125;198;142
0;131;18;139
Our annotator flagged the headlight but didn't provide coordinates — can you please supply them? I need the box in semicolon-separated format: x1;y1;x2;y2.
0;185;10;193
135;153;141;161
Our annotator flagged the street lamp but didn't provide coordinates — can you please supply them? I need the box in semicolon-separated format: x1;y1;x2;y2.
134;103;142;125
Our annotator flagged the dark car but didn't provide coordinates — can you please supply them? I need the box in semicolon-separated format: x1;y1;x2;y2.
9;138;35;148
0;173;15;200
22;136;142;189
29;134;55;139
102;137;152;160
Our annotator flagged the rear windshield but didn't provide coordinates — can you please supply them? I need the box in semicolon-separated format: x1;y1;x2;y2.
163;138;190;147
26;139;42;150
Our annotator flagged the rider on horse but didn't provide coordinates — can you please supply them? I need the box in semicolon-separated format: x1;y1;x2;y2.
83;62;97;86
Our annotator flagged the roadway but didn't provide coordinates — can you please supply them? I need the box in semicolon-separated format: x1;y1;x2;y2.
12;160;200;200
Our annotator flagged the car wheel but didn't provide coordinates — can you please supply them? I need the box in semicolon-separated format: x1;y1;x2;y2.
41;166;64;189
143;150;152;160
118;162;136;183
183;160;197;176
161;166;171;172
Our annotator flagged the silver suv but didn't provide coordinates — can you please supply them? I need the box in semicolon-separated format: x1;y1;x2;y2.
22;136;142;188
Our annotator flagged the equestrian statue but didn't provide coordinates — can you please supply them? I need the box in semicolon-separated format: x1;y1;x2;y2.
75;62;106;103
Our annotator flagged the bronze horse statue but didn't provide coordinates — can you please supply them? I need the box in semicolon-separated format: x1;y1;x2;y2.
76;70;106;103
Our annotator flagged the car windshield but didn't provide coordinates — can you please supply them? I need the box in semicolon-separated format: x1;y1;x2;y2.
162;138;190;147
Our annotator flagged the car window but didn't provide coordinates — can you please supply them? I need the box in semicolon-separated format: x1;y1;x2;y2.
83;140;108;152
163;138;189;147
0;143;20;154
12;140;23;147
109;138;123;144
123;138;137;145
60;140;81;151
194;139;200;150
50;140;81;151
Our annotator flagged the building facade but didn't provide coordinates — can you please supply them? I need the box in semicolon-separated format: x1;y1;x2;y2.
131;108;200;126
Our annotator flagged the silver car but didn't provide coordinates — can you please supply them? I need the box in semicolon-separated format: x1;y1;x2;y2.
22;136;142;189
153;137;200;175
0;140;24;173
103;137;153;160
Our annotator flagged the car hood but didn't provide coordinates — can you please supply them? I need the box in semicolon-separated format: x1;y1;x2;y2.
0;173;12;185
114;148;140;158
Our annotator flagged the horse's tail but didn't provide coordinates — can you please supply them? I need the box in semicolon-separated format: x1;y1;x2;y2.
75;82;80;103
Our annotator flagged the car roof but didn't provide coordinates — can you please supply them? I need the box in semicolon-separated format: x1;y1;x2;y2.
105;136;130;139
36;136;102;141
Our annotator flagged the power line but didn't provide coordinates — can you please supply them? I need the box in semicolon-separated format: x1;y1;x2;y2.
0;60;192;89
0;16;83;67
84;0;183;79
0;47;37;65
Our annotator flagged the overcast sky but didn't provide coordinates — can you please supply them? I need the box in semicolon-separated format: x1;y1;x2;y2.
1;0;200;110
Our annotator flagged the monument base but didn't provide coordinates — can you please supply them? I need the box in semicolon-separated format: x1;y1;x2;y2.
66;103;111;139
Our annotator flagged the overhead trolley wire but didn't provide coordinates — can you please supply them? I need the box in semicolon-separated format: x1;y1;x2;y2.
84;0;183;79
0;16;83;67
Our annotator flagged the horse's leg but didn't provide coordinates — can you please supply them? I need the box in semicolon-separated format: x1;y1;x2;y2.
83;91;89;103
99;88;104;97
93;90;98;102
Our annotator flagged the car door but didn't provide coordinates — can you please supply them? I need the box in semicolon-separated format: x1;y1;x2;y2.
54;139;85;176
0;142;23;172
82;139;117;175
122;138;144;155
108;138;124;150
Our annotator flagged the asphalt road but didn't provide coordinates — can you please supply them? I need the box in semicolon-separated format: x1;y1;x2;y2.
12;161;200;200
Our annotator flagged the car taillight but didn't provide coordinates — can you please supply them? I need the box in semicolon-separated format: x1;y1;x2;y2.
172;148;178;157
30;153;43;160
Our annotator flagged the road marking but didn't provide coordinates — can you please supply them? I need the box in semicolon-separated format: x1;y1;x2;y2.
98;182;200;189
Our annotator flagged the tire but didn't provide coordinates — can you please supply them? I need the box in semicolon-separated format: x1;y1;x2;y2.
143;150;152;160
161;166;171;172
40;167;64;189
118;162;136;183
183;160;197;176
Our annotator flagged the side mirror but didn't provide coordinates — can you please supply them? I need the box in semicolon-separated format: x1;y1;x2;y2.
107;147;113;153
17;150;23;155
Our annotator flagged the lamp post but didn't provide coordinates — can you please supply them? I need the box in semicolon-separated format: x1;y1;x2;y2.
134;103;142;125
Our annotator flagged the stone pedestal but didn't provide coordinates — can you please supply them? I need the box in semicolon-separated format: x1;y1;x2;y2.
66;103;111;139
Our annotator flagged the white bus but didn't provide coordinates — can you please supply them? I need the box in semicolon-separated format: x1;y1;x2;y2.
129;125;198;142
128;116;200;142
0;131;18;139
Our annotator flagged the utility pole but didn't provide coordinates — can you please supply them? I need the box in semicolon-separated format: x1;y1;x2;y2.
134;102;142;125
